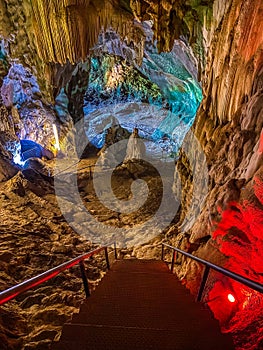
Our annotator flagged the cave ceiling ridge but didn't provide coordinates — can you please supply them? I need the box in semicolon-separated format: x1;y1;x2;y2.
28;0;145;65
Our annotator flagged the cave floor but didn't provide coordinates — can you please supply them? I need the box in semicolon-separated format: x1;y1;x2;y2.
0;155;174;349
52;155;176;246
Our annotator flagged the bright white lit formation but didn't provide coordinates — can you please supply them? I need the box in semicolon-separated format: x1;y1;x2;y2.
13;152;25;166
11;142;25;166
52;124;60;151
227;293;236;303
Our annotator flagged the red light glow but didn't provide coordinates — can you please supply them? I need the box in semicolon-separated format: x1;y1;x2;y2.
227;293;236;303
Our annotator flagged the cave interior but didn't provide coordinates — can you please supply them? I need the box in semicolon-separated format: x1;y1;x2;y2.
0;0;262;349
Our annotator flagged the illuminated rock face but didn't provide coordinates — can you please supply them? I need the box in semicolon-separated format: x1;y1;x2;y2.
0;63;68;167
0;0;210;98
27;0;143;65
84;54;163;116
176;0;263;264
208;180;263;347
172;1;263;348
84;26;202;150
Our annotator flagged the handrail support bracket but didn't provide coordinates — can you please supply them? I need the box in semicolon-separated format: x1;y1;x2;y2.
105;247;110;270
197;265;210;302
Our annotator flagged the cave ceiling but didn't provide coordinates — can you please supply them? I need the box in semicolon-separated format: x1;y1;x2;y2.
0;0;212;115
0;0;211;65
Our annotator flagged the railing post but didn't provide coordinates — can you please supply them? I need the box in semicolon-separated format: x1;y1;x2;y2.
79;260;90;298
89;165;92;179
171;250;176;272
197;265;210;302
114;242;118;260
161;244;164;261
105;247;110;270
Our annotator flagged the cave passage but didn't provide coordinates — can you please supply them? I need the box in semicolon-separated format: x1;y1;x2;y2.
84;25;202;159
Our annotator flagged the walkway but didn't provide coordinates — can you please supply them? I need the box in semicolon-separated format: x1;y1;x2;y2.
52;259;234;350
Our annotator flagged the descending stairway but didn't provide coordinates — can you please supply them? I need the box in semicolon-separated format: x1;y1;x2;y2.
51;259;235;350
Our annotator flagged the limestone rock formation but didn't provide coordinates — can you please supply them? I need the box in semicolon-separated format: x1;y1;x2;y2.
0;1;262;350
176;0;263;267
84;53;163;116
171;1;263;347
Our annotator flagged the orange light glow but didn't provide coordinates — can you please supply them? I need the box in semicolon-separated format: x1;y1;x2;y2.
227;293;236;303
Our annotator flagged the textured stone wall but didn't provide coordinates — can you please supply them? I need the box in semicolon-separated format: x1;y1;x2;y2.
171;1;263;347
23;0;144;65
177;0;263;241
130;0;214;74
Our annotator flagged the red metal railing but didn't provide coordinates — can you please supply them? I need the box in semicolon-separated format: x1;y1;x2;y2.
0;244;117;305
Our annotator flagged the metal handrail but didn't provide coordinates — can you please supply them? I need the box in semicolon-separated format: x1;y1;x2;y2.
161;242;263;301
0;244;117;305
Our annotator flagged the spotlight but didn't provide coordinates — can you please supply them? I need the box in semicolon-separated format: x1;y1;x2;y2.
227;293;236;303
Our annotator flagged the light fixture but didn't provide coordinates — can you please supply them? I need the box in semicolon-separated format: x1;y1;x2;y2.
52;124;60;151
227;293;236;303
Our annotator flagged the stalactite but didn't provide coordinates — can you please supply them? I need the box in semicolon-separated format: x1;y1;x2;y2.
28;0;142;65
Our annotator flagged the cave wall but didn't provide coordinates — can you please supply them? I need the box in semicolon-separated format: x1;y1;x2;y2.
177;0;263;240
0;0;211;98
0;1;96;171
172;0;263;347
0;59;73;172
0;0;54;101
0;0;207;165
27;0;143;65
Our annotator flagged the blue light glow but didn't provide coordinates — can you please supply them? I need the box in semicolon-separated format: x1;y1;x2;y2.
6;141;25;166
84;28;202;156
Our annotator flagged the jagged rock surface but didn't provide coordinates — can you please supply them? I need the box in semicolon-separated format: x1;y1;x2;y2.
0;169;108;350
172;1;263;348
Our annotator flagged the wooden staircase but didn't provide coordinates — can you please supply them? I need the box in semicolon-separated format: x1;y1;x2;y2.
51;259;235;350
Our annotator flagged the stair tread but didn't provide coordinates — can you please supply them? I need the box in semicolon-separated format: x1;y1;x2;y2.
51;259;235;350
53;323;234;350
